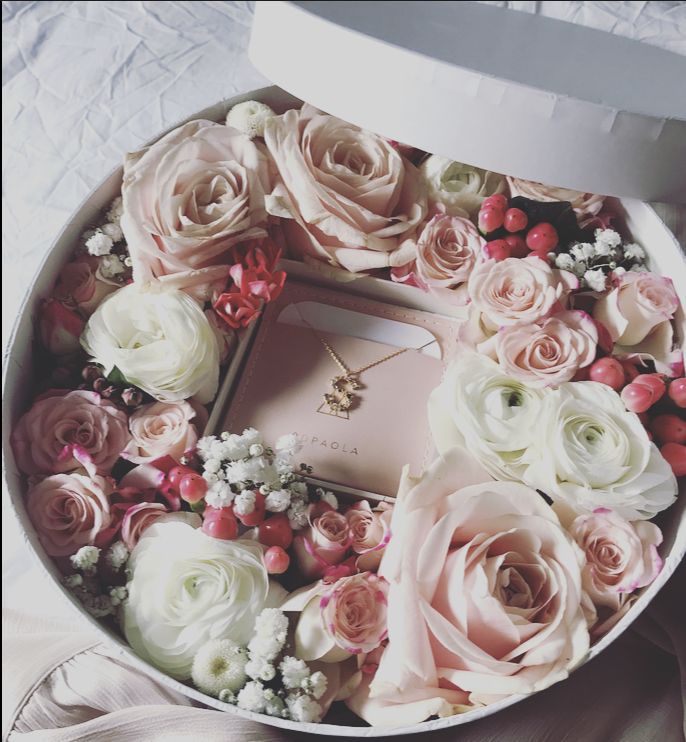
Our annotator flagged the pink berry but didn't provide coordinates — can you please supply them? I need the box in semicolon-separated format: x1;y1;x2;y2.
483;239;511;261
633;373;666;402
588;357;626;391
526;223;559;252
202;508;238;540
660;442;686;477
621;382;655;413
264;546;290;574
504;208;528;233
236;491;266;527
504;234;528;258
167;465;195;491
482;194;508;210
668;378;686;408
258;513;294;549
651;414;686;445
179;473;208;504
478;207;505;234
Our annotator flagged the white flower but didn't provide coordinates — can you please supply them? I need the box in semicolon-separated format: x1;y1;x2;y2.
613;266;627;278
629;263;648;272
555;253;575;271
85;230;114;256
234;489;256;516
245;656;276;682
249;443;265;457
101;222;124;242
265;489;291;513
279;656;310;689
240;428;262;447
595;229;621;250
196;435;217;460
247;608;288;661
105;196;124;224
105;541;129;571
221;435;250;461
318;489;338;510
593;240;612;257
580;243;596;260
290;481;308;498
226;100;276;139
624;242;646;261
429;353;544;480
98;254;126;279
276;433;302;458
264;694;287;717
81;282;220;404
287;500;309;530
523;381;677;521
203;471;220;485
203;458;221;474
109;586;127;606
236;680;267;713
570;244;587;262
70;545;100;572
63;573;83;589
205;482;235;509
285;693;323;723
218;689;236;704
303;671;328;700
583;268;607;292
123;515;284;679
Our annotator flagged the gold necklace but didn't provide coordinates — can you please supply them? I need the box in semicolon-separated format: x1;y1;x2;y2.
294;307;432;417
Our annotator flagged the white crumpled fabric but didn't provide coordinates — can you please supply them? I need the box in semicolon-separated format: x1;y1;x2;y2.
2;1;685;739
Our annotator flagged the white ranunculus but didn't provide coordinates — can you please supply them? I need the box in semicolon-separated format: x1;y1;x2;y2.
428;353;544;481
420;156;506;217
81;282;220;404
123;515;286;680
523;381;677;522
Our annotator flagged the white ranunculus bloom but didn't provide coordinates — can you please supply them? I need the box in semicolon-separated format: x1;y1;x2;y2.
419;156;506;217
81;282;220;403
123;515;286;680
428;353;544;481
523;381;677;522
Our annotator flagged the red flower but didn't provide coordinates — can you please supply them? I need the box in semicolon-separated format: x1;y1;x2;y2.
213;291;262;329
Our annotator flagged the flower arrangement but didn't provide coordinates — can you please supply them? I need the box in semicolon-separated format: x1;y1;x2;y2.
9;97;684;730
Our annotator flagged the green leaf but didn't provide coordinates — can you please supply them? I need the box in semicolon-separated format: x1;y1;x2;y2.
106;366;127;384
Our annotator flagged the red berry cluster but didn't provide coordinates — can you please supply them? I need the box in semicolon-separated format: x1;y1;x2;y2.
477;194;559;262
583;358;686;476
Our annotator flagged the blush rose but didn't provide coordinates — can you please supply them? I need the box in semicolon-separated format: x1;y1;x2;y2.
292;508;352;580
123;401;199;465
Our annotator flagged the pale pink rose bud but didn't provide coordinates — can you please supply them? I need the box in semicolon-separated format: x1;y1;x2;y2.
345;501;393;572
122;401;199;465
53;257;116;315
121;501;168;550
292;509;352;580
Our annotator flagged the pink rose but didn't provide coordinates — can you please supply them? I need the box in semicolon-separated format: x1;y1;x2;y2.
292;508;352;580
353;448;589;725
506;177;605;226
465;256;578;337
345;501;393;571
121;120;271;300
489;310;598;387
281;572;389;663
593;272;681;376
570;508;663;613
264;104;426;273
12;390;130;476
53;257;116;315
121;501;168;550
39;299;85;356
392;214;484;303
122;401;199;465
26;472;113;556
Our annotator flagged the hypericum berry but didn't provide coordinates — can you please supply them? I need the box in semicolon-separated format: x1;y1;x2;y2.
202;507;238;540
482;194;508;210
504;234;528;258
258;513;294;549
168;465;196;491
504;208;528;233
650;414;686;445
483;239;511;261
668;378;686;408
264;546;290;574
180;473;208;504
621;382;655;413
588;357;625;391
633;373;666;403
526;223;558;252
236;491;266;527
660;442;686;477
478;207;505;234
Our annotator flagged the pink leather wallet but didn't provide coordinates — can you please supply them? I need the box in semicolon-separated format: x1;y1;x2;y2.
221;280;461;498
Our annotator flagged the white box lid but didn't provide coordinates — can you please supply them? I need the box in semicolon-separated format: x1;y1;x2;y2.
250;1;686;203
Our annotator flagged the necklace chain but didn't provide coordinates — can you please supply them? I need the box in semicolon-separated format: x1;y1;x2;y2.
317;336;409;377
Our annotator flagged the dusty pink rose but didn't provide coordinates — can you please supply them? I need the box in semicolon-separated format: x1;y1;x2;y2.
345;501;393;571
39;299;85;356
392;214;484;303
464;256;578;342
264;104;426;273
121;119;271;300
570;508;663;613
12;390;130;476
506;177;605;226
593;272;681;376
351;448;589;726
292;508;352;580
121;501;168;550
123;401;199;465
26;472;114;557
53;257;116;315
489;310;598;387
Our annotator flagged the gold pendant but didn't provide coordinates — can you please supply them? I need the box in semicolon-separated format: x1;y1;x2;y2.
317;374;361;418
